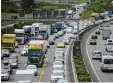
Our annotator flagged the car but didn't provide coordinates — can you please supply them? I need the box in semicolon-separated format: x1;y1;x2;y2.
56;43;65;48
91;35;97;39
92;51;102;60
100;55;113;72
9;59;18;69
1;49;10;57
9;54;19;63
51;70;65;82
21;46;28;56
106;45;113;52
54;33;59;38
95;31;101;35
26;65;38;76
63;39;70;45
15;41;18;48
2;60;13;74
52;64;64;71
48;36;55;45
105;39;113;52
45;41;50;48
69;34;75;39
1;69;10;81
90;39;97;45
55;48;64;55
105;24;110;27
57;79;68;83
55;57;64;64
53;61;64;66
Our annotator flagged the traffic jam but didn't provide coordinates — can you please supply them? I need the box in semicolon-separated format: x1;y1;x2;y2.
1;21;77;82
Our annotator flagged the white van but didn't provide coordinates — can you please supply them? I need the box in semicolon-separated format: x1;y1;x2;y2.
106;39;113;52
100;55;113;72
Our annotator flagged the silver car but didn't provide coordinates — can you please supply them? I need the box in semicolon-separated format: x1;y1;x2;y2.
1;49;10;57
9;59;18;69
1;69;10;81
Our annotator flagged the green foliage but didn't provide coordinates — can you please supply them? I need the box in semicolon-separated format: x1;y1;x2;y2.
80;0;113;19
74;55;91;82
1;2;19;13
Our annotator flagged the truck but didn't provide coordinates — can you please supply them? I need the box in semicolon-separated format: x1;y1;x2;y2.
14;29;25;44
27;40;46;67
102;29;111;40
51;24;57;35
32;23;43;37
67;10;73;19
22;25;32;41
54;22;65;31
15;70;34;83
2;34;16;52
38;25;51;39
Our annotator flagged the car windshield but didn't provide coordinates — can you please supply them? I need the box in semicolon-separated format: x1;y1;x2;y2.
27;50;43;56
54;62;62;65
2;43;13;47
104;59;113;64
107;43;113;45
16;33;24;37
10;55;17;59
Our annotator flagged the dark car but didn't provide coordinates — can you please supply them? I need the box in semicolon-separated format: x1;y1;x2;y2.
90;40;97;45
91;35;98;39
95;31;101;35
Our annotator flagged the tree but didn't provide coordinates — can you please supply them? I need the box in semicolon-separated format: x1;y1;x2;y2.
21;0;34;13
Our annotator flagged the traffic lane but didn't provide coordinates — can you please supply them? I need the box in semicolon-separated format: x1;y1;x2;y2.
87;28;113;82
41;35;66;82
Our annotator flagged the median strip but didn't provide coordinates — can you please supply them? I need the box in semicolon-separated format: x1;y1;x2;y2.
73;40;92;82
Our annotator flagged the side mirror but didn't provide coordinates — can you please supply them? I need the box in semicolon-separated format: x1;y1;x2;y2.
100;59;102;62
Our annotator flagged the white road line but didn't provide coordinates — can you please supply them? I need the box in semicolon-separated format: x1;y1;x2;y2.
86;31;101;82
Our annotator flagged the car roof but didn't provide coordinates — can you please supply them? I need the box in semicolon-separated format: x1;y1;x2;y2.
94;51;101;52
102;55;113;59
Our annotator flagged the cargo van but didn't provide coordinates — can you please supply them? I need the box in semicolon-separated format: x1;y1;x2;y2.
102;29;111;40
100;55;113;72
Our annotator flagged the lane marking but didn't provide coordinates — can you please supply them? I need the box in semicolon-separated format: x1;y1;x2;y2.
38;57;48;82
86;31;101;82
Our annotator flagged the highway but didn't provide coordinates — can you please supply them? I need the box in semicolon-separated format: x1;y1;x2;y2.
1;4;85;82
81;21;113;82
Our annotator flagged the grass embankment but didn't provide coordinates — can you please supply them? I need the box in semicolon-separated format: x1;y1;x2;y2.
73;41;91;82
2;2;19;13
80;0;113;19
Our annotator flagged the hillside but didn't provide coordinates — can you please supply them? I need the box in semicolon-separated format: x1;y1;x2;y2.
80;0;113;19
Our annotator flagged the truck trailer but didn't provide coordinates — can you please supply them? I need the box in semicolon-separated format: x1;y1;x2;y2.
2;34;16;52
102;29;111;40
32;23;43;37
15;70;34;83
38;25;51;39
14;29;25;44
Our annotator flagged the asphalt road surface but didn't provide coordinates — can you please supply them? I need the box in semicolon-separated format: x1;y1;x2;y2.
81;21;113;82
